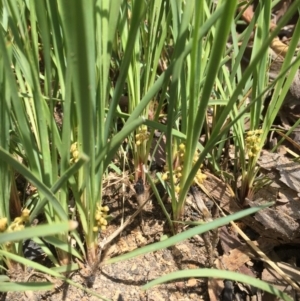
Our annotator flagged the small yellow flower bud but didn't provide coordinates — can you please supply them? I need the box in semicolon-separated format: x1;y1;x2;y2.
162;173;168;180
179;143;185;150
175;185;180;193
70;142;77;153
13;217;22;224
8;224;16;231
0;218;7;232
72;150;79;159
196;171;207;184
102;206;109;212
17;225;24;231
21;209;30;217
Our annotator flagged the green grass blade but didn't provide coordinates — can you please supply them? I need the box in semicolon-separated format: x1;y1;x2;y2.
0;221;77;245
0;250;111;300
0;41;11;221
0;282;54;292
43;236;82;260
126;2;226;124
0;250;64;278
50;264;79;274
30;154;89;221
0;147;66;220
142;269;293;301
103;202;272;265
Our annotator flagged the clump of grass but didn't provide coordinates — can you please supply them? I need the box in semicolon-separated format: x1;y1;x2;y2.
0;0;299;299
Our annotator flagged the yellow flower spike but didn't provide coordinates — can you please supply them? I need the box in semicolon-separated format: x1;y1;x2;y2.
175;185;180;194
136;140;141;146
176;172;182;178
100;225;107;231
248;151;253;157
247;131;254;136
95;213;101;221
102;219;108;226
93;226;99;232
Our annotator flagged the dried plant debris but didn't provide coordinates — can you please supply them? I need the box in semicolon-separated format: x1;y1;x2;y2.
201;170;300;244
258;150;300;194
